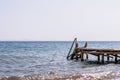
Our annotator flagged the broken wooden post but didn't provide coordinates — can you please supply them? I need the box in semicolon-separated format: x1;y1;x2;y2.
81;52;84;61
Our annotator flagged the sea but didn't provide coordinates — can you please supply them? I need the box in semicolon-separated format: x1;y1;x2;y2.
0;41;120;80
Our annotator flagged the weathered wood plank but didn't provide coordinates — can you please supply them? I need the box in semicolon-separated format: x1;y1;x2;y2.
79;48;120;51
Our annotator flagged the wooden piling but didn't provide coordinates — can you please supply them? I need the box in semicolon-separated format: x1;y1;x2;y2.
101;54;104;64
86;53;88;60
81;52;84;61
98;55;100;63
107;54;110;61
115;54;118;63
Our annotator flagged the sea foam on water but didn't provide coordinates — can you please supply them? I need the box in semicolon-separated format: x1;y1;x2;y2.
0;71;120;80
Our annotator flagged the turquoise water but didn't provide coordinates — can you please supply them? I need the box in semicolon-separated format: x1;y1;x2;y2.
0;41;120;76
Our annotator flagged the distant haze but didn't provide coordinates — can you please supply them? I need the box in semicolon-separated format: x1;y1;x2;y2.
0;0;120;41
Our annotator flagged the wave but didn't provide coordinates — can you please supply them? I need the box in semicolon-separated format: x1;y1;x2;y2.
0;71;120;80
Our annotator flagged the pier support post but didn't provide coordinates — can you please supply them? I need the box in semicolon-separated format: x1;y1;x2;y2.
107;54;110;61
115;54;118;63
98;55;100;63
101;54;104;64
86;53;88;60
81;52;84;61
75;53;79;60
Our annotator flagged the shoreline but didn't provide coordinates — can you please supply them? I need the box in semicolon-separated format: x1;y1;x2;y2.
0;71;120;80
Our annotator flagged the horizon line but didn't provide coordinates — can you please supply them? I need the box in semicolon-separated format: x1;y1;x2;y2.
0;40;120;42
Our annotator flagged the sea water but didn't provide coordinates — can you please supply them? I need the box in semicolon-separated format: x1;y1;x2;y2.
0;41;120;79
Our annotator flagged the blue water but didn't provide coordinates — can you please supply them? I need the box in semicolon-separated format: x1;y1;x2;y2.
0;41;120;76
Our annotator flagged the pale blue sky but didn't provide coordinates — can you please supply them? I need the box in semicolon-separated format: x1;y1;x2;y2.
0;0;120;41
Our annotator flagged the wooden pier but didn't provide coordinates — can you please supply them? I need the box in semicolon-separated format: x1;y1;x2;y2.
67;38;120;63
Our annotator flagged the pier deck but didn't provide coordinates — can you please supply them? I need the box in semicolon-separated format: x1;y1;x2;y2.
67;38;120;63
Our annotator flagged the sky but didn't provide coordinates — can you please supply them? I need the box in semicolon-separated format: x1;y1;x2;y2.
0;0;120;41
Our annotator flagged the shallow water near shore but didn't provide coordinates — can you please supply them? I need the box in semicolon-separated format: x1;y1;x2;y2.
0;41;120;79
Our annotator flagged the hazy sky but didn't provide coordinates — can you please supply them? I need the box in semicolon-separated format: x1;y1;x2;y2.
0;0;120;41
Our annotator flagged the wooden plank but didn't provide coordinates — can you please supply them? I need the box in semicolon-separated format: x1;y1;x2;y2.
79;48;120;52
67;38;77;59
